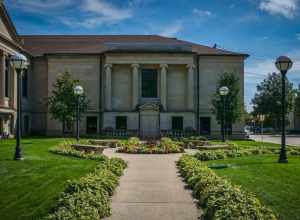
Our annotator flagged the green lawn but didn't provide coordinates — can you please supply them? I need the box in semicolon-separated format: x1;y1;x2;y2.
206;155;300;220
210;139;282;149
0;138;98;220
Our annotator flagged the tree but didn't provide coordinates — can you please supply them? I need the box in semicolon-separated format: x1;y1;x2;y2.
251;73;294;130
212;73;243;136
47;72;89;133
294;85;300;117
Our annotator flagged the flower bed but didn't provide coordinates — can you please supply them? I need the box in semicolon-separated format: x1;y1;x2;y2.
195;147;300;161
117;137;184;154
47;141;127;219
177;155;277;220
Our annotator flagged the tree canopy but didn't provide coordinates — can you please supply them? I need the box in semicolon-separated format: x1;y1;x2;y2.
251;72;294;129
211;72;243;133
47;72;89;131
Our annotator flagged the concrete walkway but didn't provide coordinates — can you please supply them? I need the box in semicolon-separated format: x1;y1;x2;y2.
104;149;200;220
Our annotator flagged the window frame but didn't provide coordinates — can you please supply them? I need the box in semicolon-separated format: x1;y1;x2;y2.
172;116;183;131
86;116;98;134
200;117;211;135
141;69;158;98
116;116;127;130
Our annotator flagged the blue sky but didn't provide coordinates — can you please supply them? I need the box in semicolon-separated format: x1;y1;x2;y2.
5;0;300;111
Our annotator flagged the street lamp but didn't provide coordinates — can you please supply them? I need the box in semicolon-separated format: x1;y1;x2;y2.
10;53;29;160
219;86;229;142
275;56;293;163
74;85;84;141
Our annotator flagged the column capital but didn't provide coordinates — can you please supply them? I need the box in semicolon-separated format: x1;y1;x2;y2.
131;64;140;69
104;63;112;69
186;64;196;69
160;64;168;69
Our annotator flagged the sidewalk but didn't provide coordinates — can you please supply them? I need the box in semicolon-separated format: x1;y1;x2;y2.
104;149;200;220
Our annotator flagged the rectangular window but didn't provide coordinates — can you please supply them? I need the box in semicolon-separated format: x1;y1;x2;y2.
4;57;9;97
172;116;183;131
86;116;98;134
22;69;28;97
142;69;157;98
200;117;211;135
116;116;127;130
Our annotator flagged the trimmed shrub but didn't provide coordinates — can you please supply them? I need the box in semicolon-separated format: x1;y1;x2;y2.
177;155;277;220
117;137;184;154
194;147;291;161
46;142;127;220
49;140;108;162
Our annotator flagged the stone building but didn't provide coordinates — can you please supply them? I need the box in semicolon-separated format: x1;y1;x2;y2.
0;2;249;139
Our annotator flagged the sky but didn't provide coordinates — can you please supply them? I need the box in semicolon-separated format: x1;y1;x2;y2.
5;0;300;111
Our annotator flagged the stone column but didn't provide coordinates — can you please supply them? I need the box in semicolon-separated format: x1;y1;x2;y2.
104;64;112;111
187;64;195;110
131;64;140;110
0;51;5;106
160;64;168;111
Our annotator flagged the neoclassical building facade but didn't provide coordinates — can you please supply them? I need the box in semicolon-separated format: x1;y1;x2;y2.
0;2;250;138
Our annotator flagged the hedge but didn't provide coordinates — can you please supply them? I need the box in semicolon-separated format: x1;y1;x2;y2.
49;140;108;161
195;147;300;161
117;137;184;154
46;142;127;220
177;155;277;220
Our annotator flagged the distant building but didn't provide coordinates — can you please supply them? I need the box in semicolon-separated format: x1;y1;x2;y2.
0;2;249;138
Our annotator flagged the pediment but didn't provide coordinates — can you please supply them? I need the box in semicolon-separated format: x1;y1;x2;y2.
0;4;21;44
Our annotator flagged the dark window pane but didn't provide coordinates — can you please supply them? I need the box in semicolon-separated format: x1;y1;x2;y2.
86;116;97;134
142;69;157;98
200;117;211;135
172;117;183;131
4;57;9;97
116;116;127;130
22;69;28;97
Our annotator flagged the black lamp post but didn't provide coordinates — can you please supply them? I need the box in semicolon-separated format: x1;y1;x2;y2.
10;53;29;160
219;86;229;142
74;85;84;141
275;56;293;163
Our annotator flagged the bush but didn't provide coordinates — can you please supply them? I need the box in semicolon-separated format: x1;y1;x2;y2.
117;138;184;154
49;140;108;162
182;136;209;149
46;142;127;220
177;155;277;220
195;146;300;161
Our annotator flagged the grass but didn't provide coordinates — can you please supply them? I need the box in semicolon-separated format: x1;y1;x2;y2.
206;154;300;220
210;139;282;149
0;138;98;220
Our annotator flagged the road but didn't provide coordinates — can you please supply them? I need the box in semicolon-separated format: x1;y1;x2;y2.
250;134;300;147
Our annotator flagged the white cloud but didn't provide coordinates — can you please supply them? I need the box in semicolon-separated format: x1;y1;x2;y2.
10;0;72;11
259;0;298;19
245;49;300;110
193;8;213;17
159;22;183;37
62;0;133;28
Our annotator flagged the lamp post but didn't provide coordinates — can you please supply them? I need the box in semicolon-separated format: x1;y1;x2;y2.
258;114;265;142
10;53;29;160
219;86;229;142
275;56;293;163
74;85;84;141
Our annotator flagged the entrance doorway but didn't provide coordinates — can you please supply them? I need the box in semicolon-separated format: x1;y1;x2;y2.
139;103;160;138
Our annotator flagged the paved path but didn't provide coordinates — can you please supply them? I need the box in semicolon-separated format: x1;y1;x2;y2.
250;134;300;147
103;149;200;220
